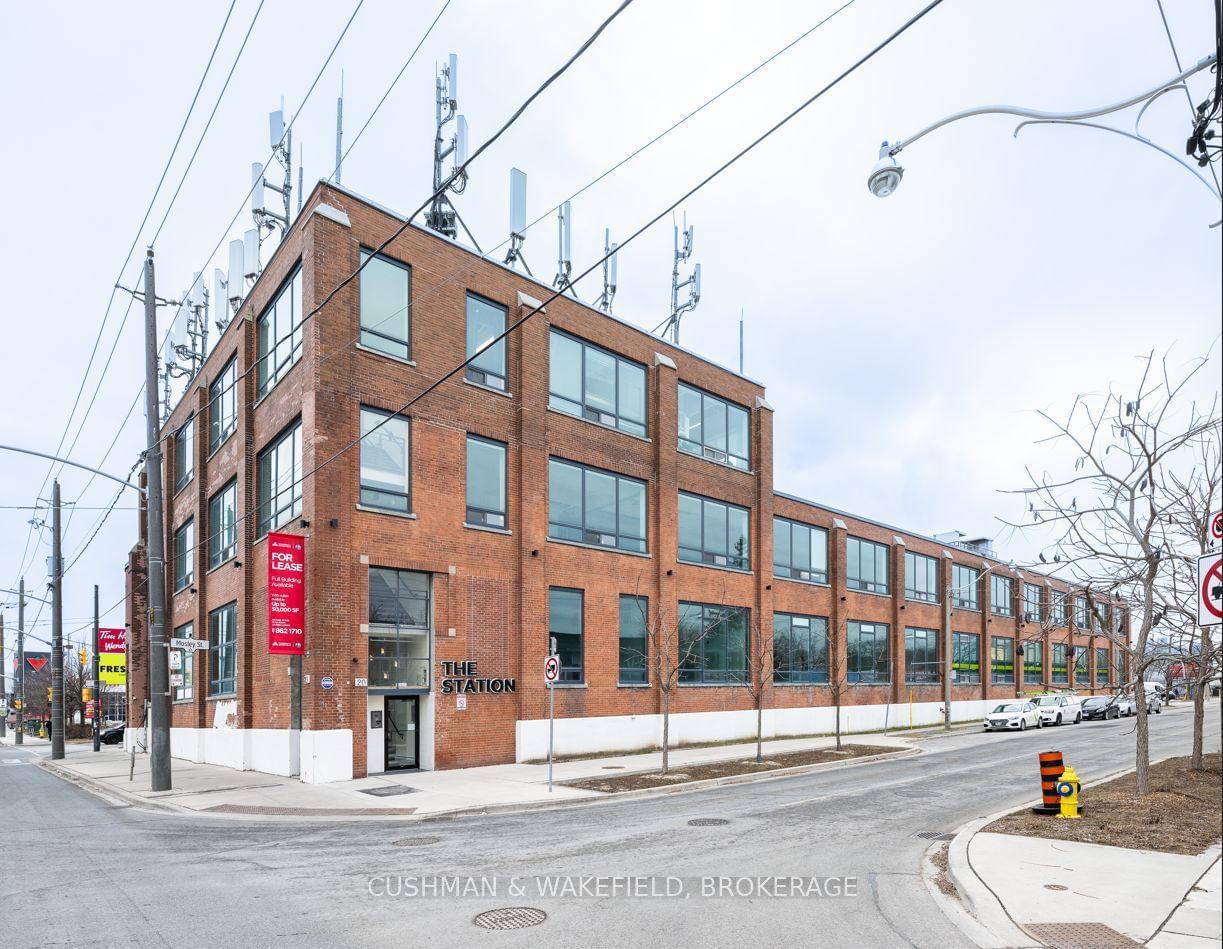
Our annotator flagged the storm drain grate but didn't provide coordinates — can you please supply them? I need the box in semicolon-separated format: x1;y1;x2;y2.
393;836;441;847
688;818;729;827
359;785;418;797
1026;922;1141;948
914;831;955;841
473;907;547;931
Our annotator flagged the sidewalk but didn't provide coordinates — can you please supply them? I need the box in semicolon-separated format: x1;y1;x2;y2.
25;732;915;822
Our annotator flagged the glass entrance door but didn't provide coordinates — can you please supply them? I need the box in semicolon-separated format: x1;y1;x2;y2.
384;697;418;770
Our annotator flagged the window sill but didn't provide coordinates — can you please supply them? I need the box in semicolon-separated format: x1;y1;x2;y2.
173;698;195;705
207;693;237;701
677;558;751;576
355;504;417;520
617;681;651;689
464;522;512;536
174;583;194;595
545;406;651;443
462;377;513;399
847;681;892;687
991;612;1016;619
677;444;753;477
773;681;830;687
678;682;750;688
905;596;941;605
355;342;415;366
207;431;236;462
845;587;892;599
550;682;587;689
547;537;650;559
951;606;981;613
173;479;194;500
253;357;302;409
206;556;236;576
772;574;830;589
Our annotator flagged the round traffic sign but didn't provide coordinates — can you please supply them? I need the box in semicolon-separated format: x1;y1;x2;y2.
1211;511;1223;542
544;655;560;684
321;676;335;690
1203;559;1222;620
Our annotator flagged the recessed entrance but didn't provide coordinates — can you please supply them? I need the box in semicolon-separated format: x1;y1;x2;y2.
385;696;419;770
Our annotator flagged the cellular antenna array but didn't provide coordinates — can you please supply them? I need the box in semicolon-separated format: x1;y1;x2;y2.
553;201;573;294
597;228;618;313
659;213;700;343
424;54;476;247
252;103;295;247
503;167;532;275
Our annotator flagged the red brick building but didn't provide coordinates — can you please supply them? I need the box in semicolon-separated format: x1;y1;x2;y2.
125;181;1129;782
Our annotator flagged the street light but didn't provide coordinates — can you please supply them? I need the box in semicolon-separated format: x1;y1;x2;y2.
867;143;903;197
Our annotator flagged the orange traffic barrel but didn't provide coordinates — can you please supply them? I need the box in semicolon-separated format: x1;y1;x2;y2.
1032;751;1064;815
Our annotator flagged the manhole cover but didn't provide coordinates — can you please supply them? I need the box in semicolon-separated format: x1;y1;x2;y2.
1026;922;1140;948
359;785;418;797
473;907;547;931
915;831;955;841
1044;884;1069;891
393;836;441;847
601;765;625;770
687;818;729;826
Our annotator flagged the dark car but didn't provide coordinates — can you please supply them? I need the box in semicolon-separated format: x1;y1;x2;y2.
1080;697;1121;721
100;723;126;745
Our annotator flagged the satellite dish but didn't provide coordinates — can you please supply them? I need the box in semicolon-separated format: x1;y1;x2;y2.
228;239;245;304
455;115;469;167
509;168;527;236
269;109;285;148
243;229;260;279
251;162;265;212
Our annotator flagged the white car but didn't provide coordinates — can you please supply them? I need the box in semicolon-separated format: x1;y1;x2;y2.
983;701;1042;732
1112;694;1137;717
1033;694;1083;725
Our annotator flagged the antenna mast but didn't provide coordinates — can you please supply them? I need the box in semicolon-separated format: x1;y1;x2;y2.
503;167;532;275
425;54;474;244
597;228;618;313
660;213;700;343
553;201;573;295
335;72;344;186
253;103;293;245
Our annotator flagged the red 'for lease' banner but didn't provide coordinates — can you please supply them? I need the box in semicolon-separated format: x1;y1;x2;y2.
267;532;306;655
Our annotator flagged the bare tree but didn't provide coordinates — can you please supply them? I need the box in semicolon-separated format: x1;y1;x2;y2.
828;616;847;751
1007;350;1219;794
743;617;777;763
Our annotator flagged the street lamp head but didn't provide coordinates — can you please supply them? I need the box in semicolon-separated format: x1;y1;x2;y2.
867;141;903;198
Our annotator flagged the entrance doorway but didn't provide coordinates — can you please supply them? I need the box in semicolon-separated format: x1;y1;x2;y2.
384;697;419;770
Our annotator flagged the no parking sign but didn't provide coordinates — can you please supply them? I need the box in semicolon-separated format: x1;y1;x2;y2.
1199;553;1222;627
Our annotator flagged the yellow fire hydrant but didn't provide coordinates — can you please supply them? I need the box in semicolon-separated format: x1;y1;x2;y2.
1055;764;1081;819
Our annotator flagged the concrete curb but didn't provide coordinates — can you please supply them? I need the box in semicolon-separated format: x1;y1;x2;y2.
37;758;180;815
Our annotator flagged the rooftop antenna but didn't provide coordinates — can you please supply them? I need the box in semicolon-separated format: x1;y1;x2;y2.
243;228;261;283
597;228;618;313
738;307;744;375
503;167;532;275
553;201;573;294
227;239;245;314
171;272;210;377
213;268;231;333
252;100;293;243
334;71;344;186
424;54;480;249
660;213;700;343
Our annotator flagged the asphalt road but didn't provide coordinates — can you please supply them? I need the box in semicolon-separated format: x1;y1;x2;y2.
1;706;1217;949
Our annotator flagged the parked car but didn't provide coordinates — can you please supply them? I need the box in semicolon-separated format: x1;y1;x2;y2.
1141;683;1163;714
1112;694;1137;717
1080;696;1122;721
100;723;125;745
1034;694;1082;725
983;701;1042;731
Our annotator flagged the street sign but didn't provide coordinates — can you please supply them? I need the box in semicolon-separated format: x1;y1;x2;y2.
1198;553;1222;627
544;655;560;684
321;676;334;690
1210;510;1222;543
169;638;206;651
169;652;182;671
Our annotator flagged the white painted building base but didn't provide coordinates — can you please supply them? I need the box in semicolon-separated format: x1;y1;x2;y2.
167;725;352;783
515;699;992;762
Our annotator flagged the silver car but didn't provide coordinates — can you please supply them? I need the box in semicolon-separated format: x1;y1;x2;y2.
983;701;1042;731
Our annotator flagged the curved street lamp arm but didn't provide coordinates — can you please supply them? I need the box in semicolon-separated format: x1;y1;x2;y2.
0;444;147;496
888;53;1217;156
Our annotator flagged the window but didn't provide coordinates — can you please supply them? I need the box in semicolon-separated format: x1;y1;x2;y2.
905;627;939;684
1116;609;1127;634
549;330;647;437
173;520;194;592
1052;643;1068;684
257;420;303;537
548;459;647;553
172;621;194;702
359;249;410;360
174;417;194;491
991;636;1014;684
465;293;506;390
208;481;237;569
952;632;981;684
846;536;890;594
678;602;749;684
905;551;939;603
256;266;303;396
773;613;828;683
1051;595;1068;626
846;620;890;683
991;575;1014;616
773;517;828;584
1022;641;1043;684
208;602;237;696
1112;650;1124;686
1074;595;1090;630
368;568;430;689
1095;647;1109;686
677;383;750;470
618;595;648;685
359;407;410;513
209;357;237;452
1023;583;1043;623
678;493;749;570
1072;647;1086;685
951;564;981;610
466;436;507;528
549;588;584;683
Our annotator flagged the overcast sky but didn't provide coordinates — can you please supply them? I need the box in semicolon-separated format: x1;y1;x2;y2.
1;0;1219;658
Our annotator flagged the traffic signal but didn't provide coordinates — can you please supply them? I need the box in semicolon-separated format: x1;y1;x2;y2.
79;648;88;666
83;687;93;703
47;687;53;702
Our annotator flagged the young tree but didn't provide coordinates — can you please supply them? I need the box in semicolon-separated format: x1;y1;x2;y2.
1009;350;1219;794
743;617;777;763
828;616;847;751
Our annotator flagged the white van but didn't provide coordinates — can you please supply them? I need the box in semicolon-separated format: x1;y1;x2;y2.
1141;682;1164;714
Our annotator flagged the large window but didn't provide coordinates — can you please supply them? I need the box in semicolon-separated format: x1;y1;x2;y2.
549;588;584;683
359;249;410;360
677;383;750;471
1095;647;1109;687
1022;641;1043;685
846;536;890;594
991;636;1014;684
174;417;194;491
618;595;648;685
1116;609;1127;635
1051;595;1069;627
953;632;981;684
678;602;749;684
208;481;237;569
256;266;303;396
1112;650;1124;686
905;627;939;684
208;602;237;696
951;564;981;610
368;568;430;689
1072;647;1087;686
1074;595;1091;630
465;292;506;390
1023;583;1043;623
773;517;828;584
172;621;194;702
905;551;939;603
847;620;890;683
548;459;646;553
173;520;194;592
549;330;646;437
257;420;303;537
1052;643;1069;684
466;436;507;529
773;613;828;684
209;357;237;452
359;407;410;513
991;575;1014;616
678;493;749;570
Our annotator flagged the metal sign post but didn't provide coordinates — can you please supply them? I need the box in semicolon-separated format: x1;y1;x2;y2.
546;638;559;793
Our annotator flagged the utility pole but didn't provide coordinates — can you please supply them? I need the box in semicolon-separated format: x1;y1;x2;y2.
143;247;172;791
51;479;64;759
16;580;24;745
943;577;953;731
1;613;6;739
92;584;100;752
